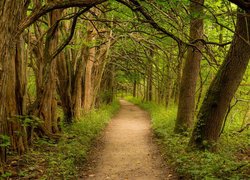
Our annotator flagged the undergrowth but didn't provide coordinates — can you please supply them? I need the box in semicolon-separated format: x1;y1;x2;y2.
126;96;249;179
1;101;119;179
42;101;120;179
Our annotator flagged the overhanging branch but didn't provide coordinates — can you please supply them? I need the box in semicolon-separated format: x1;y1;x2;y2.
116;0;184;46
18;0;107;35
48;9;83;62
227;0;250;11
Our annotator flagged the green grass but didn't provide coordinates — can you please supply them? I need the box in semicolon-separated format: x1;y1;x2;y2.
126;96;250;179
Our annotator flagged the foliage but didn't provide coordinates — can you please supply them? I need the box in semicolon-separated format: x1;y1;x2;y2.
0;135;10;148
126;96;250;179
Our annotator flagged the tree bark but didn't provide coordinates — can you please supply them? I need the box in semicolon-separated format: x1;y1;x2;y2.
133;80;137;97
34;2;61;133
175;0;204;133
173;46;185;104
100;63;115;104
72;48;87;119
92;29;113;106
0;1;29;162
57;50;75;124
165;75;172;108
189;10;250;150
83;24;96;112
146;48;154;102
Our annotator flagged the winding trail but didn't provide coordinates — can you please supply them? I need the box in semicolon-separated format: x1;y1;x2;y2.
82;100;175;180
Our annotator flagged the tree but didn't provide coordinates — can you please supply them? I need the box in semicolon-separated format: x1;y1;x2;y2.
0;1;29;162
175;0;204;133
0;0;106;162
189;9;250;150
56;23;86;121
35;1;61;133
83;20;97;112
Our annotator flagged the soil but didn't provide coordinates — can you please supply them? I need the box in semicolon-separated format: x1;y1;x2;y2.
81;100;177;180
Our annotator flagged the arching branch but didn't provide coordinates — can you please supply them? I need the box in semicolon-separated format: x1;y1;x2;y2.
116;0;184;46
18;0;107;35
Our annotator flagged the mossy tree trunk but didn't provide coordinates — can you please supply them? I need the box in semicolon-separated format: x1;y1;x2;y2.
189;10;250;150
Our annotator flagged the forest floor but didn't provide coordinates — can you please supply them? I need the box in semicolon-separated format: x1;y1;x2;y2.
81;100;177;180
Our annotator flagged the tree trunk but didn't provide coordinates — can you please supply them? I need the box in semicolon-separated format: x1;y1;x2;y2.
100;63;115;104
0;1;28;162
133;80;137;97
72;48;86;119
84;24;96;112
146;49;153;102
173;46;185;103
175;0;204;133
92;33;112;107
189;10;250;150
147;63;153;101
165;76;172;108
57;27;87;121
34;3;60;133
57;51;74;124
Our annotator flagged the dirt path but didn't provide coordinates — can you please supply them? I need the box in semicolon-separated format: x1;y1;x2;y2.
82;100;176;180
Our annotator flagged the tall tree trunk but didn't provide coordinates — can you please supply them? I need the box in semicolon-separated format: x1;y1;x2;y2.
133;80;137;97
72;48;86;119
146;48;154;102
173;46;185;103
0;1;28;162
84;23;96;112
175;0;204;133
57;51;74;124
164;53;173;107
165;75;172;108
147;63;153;101
189;10;250;150
57;28;87;121
49;7;60;132
92;33;112;107
100;63;115;104
35;3;60;133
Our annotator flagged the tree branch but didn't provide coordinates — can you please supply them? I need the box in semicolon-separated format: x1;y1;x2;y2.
116;0;185;46
227;0;250;11
48;8;87;63
18;0;107;35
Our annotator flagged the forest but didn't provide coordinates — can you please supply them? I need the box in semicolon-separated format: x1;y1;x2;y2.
0;0;249;179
